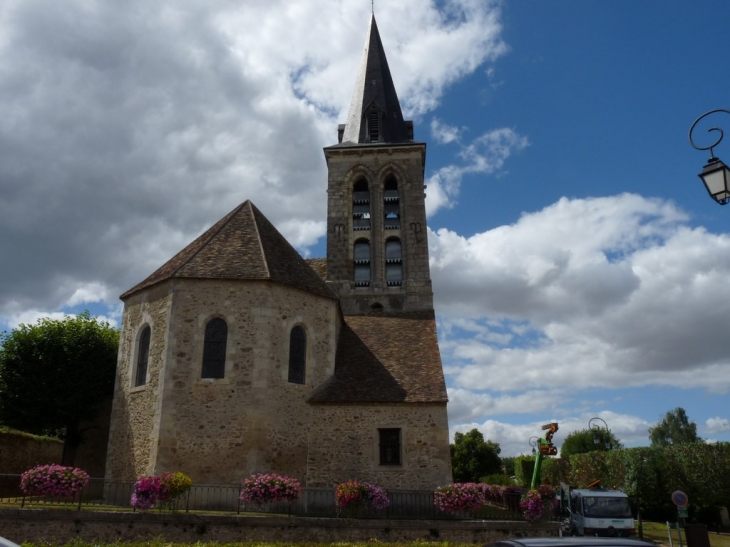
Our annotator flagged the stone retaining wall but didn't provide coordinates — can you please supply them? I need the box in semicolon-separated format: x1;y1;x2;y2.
0;509;559;544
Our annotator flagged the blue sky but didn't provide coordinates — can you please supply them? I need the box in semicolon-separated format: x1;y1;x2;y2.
1;0;729;456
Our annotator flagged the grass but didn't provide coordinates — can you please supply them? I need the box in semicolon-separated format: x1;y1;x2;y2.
640;521;730;547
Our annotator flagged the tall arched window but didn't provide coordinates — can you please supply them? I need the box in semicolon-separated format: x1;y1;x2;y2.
202;318;227;379
135;326;151;387
383;176;400;229
288;326;307;384
354;239;371;286
385;238;403;286
353;179;370;230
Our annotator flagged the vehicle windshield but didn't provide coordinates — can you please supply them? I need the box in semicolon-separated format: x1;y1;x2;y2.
582;496;632;518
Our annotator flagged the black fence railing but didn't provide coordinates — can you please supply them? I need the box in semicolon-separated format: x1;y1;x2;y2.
0;474;525;521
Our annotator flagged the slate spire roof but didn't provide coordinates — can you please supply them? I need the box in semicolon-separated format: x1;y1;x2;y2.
121;201;336;300
339;14;413;145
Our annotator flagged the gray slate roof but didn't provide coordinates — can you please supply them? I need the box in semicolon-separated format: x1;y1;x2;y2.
121;201;336;300
338;14;412;145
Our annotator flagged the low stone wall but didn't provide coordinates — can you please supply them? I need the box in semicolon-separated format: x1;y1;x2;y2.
0;509;559;544
0;430;62;475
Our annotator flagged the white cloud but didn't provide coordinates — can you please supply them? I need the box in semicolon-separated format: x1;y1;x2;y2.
426;127;529;216
431;194;730;398
6;309;119;330
705;417;730;434
0;0;508;323
431;118;462;144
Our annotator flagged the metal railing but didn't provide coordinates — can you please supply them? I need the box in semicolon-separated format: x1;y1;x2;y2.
0;474;525;520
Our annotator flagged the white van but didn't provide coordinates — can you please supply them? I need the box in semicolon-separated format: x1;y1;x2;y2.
565;487;635;537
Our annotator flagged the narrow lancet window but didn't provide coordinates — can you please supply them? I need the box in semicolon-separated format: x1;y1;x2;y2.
383;177;400;229
288;326;306;384
353;179;370;230
135;326;151;387
385;238;403;286
368;111;380;142
202;318;227;379
354;239;371;286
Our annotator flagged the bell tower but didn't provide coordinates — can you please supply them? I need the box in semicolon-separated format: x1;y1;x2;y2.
324;14;433;315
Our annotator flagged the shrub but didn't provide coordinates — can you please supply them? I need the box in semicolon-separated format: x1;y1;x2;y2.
480;473;515;486
20;464;89;499
131;471;193;510
433;482;486;513
239;473;301;506
334;480;391;513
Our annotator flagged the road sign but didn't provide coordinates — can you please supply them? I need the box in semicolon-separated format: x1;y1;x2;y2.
672;491;689;507
678;507;689;518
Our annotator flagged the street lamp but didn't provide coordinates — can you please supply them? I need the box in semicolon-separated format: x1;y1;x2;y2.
589;417;612;450
529;436;539;455
689;109;730;205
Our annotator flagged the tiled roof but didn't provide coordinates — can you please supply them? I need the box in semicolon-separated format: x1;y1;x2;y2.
121;201;336;300
305;258;327;280
308;310;448;404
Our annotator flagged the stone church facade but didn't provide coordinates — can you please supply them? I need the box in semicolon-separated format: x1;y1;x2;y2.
105;15;452;490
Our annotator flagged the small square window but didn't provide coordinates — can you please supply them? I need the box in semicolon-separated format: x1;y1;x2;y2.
378;428;401;466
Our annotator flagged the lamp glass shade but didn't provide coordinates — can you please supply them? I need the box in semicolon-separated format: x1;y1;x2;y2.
593;435;600;445
700;159;730;204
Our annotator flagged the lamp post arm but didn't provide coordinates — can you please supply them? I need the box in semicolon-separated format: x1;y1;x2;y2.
689;109;730;159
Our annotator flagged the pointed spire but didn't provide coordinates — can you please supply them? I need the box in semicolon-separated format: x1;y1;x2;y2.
340;14;413;144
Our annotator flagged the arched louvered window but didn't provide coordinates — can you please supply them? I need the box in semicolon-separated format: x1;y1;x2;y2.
385;238;403;286
383;177;400;229
354;239;371;287
353;179;370;230
135;326;151;387
202;318;227;379
368;111;380;142
288;326;307;384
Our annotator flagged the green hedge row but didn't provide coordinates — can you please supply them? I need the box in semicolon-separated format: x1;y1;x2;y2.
513;443;730;525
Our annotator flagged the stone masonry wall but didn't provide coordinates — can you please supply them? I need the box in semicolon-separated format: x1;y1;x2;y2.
153;278;339;485
306;403;452;490
0;509;559;544
325;144;434;315
105;282;173;482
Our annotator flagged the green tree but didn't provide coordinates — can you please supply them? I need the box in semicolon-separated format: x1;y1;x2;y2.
501;455;517;477
450;428;502;482
649;407;702;447
0;312;119;465
560;428;622;458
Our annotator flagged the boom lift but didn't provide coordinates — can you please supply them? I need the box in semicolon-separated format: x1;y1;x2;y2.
530;422;558;490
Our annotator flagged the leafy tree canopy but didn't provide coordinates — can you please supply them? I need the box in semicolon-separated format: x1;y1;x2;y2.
649;407;702;447
0;311;119;464
560;427;623;458
450;428;502;482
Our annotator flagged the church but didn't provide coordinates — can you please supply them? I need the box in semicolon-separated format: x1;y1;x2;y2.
104;14;453;490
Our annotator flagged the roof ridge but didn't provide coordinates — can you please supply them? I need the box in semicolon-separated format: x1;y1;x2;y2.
246;201;271;279
169;202;246;280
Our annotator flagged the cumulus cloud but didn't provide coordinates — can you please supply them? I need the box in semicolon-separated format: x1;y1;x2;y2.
431;194;730;436
705;417;730;434
0;0;508;324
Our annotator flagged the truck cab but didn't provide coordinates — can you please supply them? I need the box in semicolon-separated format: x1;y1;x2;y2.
562;484;635;537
